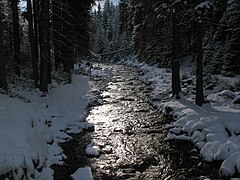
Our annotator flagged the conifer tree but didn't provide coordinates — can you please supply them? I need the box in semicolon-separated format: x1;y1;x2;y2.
39;0;50;92
0;2;7;90
221;0;240;75
119;0;130;45
172;13;181;98
27;0;39;88
11;0;21;76
90;1;120;54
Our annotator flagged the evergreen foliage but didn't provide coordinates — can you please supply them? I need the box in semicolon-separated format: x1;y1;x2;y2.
90;0;130;56
0;0;93;92
0;1;7;91
127;0;240;76
125;0;240;104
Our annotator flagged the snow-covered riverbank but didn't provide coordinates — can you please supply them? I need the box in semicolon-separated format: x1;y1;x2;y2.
123;56;240;177
0;74;92;179
1;57;240;178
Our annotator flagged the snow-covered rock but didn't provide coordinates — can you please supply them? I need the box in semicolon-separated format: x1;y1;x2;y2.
86;145;101;157
71;166;94;180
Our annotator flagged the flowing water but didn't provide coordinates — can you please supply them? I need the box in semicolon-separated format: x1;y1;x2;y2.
53;63;224;180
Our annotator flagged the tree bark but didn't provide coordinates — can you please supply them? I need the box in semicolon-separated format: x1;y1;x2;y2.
27;0;39;88
171;14;181;98
195;20;204;106
39;0;50;92
11;0;21;76
52;0;61;70
0;5;7;90
46;0;51;84
33;0;39;62
61;0;71;73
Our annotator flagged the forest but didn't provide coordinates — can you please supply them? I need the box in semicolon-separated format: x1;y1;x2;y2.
0;0;94;93
0;0;240;179
1;0;239;102
90;0;240;105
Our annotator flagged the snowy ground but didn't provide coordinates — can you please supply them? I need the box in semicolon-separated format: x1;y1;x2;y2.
2;57;240;179
122;56;240;177
0;73;93;179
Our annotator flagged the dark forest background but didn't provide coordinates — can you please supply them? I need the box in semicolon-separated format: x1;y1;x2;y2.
0;0;239;104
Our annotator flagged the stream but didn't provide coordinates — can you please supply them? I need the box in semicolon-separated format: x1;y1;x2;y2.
53;63;224;180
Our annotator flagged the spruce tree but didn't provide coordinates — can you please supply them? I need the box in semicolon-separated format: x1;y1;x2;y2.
0;2;7;90
11;0;21;76
39;0;50;92
27;0;39;88
221;0;240;75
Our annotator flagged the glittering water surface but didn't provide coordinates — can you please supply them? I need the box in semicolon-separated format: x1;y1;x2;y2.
53;63;223;180
85;63;222;180
87;64;163;179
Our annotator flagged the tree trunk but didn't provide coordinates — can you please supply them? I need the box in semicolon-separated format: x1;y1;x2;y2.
11;0;21;76
195;20;204;106
33;0;39;62
27;0;39;88
61;0;71;73
39;0;50;92
171;14;181;98
46;0;51;84
52;0;61;70
0;5;7;90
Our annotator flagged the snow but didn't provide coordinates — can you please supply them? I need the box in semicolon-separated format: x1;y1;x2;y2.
164;97;240;176
2;56;240;178
85;144;101;157
123;56;240;177
0;74;91;179
195;1;212;11
71;166;94;180
92;0;119;11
